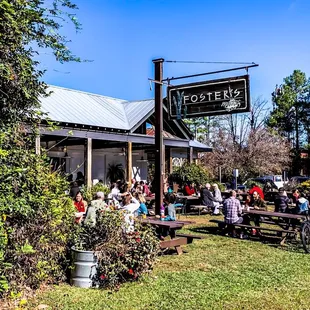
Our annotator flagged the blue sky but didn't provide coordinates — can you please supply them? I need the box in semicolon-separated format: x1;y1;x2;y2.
40;0;310;106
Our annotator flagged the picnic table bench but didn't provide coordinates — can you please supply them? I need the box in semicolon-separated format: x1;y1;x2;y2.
210;209;310;251
141;218;196;254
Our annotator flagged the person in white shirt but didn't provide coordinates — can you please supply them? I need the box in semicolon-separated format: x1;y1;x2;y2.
110;183;120;199
119;192;140;232
212;183;223;215
84;192;108;226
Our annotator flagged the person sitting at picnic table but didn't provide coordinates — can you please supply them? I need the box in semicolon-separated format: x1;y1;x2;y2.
291;193;309;215
119;192;140;232
110;182;120;199
69;181;80;198
212;183;223;215
248;183;264;201
292;189;300;204
184;182;196;196
84;191;108;226
243;191;267;234
73;192;87;224
134;193;148;217
163;193;177;221
274;187;290;213
222;190;244;237
251;191;267;210
140;181;151;197
200;183;215;212
75;171;85;187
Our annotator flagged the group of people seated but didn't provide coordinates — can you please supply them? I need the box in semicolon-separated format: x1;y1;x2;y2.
73;189;149;231
222;183;310;238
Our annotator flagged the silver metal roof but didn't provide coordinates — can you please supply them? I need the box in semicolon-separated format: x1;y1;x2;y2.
40;86;154;132
40;85;212;151
189;139;212;151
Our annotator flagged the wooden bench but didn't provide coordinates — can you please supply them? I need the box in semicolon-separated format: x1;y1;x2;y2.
209;219;296;235
160;237;188;255
176;233;205;244
190;205;207;215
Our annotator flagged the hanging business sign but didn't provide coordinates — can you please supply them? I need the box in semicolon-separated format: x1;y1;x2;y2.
167;75;250;119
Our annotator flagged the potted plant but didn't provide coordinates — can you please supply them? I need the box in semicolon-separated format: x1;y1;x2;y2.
106;163;125;183
70;210;160;289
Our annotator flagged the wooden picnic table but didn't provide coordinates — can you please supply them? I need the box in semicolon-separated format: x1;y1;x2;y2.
242;209;306;220
141;218;195;254
242;209;308;246
176;195;200;200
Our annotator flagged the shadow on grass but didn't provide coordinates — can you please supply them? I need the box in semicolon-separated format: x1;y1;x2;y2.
188;225;306;253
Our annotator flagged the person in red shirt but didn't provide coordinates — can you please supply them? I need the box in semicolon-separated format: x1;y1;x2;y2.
73;192;88;224
248;183;264;200
184;182;196;196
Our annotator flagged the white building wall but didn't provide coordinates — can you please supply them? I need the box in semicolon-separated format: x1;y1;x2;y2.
55;145;147;183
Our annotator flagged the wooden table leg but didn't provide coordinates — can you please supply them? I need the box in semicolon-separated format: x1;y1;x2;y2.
170;229;176;239
175;246;183;255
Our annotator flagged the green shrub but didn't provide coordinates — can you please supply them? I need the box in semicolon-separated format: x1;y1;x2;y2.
299;180;310;195
172;162;211;186
80;183;110;202
74;211;160;289
0;127;78;296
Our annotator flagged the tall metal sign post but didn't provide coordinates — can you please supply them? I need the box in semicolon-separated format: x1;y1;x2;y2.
153;58;164;216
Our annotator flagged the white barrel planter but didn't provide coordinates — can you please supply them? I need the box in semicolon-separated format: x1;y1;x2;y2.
70;247;97;288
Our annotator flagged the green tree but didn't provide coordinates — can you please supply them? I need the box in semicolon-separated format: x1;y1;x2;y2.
267;70;310;174
268;71;310;146
184;117;220;144
0;0;82;295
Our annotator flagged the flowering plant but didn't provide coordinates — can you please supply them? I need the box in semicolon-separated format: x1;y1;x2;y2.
74;211;160;289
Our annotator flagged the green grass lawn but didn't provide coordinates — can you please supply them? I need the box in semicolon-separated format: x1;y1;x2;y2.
30;215;310;310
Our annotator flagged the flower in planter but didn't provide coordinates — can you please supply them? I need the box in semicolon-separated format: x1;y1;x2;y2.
136;238;141;243
100;274;106;280
128;268;134;275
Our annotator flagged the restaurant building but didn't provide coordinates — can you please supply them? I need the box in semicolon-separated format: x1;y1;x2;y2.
38;85;211;186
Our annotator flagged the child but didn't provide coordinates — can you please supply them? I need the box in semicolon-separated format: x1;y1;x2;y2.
135;193;148;217
163;193;177;221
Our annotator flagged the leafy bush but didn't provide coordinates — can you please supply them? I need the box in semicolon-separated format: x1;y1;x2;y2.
299;180;310;195
80;183;110;202
172;162;211;186
74;211;160;289
0;127;78;296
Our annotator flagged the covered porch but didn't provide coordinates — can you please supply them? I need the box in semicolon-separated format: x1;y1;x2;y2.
38;85;211;186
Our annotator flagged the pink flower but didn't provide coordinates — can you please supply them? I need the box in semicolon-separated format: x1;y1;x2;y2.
136;238;141;243
100;274;106;280
128;268;134;275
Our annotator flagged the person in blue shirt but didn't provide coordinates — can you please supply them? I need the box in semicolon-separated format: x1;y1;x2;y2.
163;193;176;221
134;193;148;216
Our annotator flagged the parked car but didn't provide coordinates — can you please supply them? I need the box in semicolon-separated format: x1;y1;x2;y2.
261;175;286;189
237;177;278;191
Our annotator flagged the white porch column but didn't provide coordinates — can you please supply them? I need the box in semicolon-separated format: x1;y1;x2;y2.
35;135;41;155
127;141;132;185
84;138;92;188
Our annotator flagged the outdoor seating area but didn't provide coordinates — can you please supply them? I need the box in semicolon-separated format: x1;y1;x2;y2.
3;1;310;308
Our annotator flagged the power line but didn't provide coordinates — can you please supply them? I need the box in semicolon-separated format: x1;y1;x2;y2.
162;64;259;82
165;60;257;65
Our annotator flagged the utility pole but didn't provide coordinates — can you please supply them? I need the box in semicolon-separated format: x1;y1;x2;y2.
153;58;164;215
